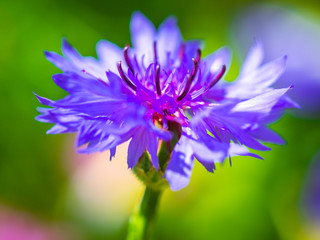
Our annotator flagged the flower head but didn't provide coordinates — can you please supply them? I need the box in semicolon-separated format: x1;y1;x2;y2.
35;12;297;191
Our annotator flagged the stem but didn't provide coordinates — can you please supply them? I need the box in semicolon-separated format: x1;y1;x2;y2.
126;187;162;240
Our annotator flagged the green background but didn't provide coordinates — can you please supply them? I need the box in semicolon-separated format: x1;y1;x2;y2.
1;0;320;239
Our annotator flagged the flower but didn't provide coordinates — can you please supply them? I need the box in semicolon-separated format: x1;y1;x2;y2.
35;12;297;191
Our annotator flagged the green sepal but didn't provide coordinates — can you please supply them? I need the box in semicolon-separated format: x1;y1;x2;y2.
133;120;182;191
133;152;169;191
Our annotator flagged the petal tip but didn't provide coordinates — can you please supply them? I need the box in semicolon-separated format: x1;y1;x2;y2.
131;11;150;26
44;50;55;59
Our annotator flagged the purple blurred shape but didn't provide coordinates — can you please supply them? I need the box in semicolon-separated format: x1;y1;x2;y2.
232;4;320;118
301;150;320;221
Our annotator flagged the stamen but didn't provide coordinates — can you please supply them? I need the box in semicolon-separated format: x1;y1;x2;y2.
208;65;226;89
195;48;201;63
177;49;201;102
117;61;137;91
178;43;185;61
123;45;135;74
191;58;199;79
176;75;191;102
153;41;158;65
155;64;161;96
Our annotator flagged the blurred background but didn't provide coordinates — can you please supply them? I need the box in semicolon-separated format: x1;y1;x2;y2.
1;0;320;239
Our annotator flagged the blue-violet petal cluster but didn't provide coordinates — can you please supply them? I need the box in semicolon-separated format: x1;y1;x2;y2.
35;12;298;191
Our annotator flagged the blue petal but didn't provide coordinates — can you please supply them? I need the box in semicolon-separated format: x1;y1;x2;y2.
130;11;156;60
61;38;82;61
183;40;204;70
157;16;182;65
44;51;73;72
250;126;285;145
34;92;55;106
60;38;108;80
241;56;287;88
106;71;124;92
236;134;271;151
96;40;123;73
240;39;264;75
52;73;111;96
231;86;293;114
79;133;126;154
165;135;194;191
146;131;159;170
228;144;263;160
184;40;203;55
228;56;287;98
202;46;232;77
110;147;116;160
126;126;163;170
191;139;229;172
46;124;76;134
127;127;148;168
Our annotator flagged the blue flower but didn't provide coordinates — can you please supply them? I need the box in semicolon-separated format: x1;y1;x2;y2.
35;12;297;191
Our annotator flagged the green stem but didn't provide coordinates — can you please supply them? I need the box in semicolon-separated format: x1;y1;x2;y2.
126;187;162;240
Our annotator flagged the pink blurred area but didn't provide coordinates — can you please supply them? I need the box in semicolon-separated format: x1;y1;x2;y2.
0;207;69;240
63;136;143;230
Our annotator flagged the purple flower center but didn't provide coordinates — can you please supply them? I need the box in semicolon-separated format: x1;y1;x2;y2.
116;42;226;127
